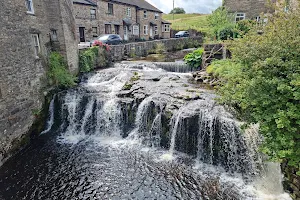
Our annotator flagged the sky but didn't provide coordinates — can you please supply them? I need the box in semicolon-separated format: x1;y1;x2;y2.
146;0;222;14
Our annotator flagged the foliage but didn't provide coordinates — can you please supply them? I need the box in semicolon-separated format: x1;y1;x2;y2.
170;7;186;14
79;46;99;72
207;6;235;39
48;52;77;88
184;48;204;68
92;40;111;51
155;43;166;54
208;7;300;169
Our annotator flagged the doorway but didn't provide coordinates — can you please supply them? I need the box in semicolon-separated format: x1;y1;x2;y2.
79;27;85;42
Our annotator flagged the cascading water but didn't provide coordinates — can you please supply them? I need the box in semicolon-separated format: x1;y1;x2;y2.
41;95;56;134
0;63;291;200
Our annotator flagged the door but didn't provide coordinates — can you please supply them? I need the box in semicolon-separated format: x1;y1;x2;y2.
150;26;153;38
124;26;128;41
79;27;85;42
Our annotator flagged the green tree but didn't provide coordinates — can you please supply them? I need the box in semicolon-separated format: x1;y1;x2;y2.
170;7;186;14
208;5;300;171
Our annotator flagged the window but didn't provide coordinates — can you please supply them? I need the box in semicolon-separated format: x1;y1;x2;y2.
108;3;114;15
143;25;148;35
144;10;147;19
133;25;139;35
126;8;131;17
155;13;159;20
163;24;170;32
114;25;120;34
92;27;97;36
31;34;40;57
90;9;96;19
25;0;34;14
154;26;158;35
105;24;112;34
235;13;245;22
51;30;58;41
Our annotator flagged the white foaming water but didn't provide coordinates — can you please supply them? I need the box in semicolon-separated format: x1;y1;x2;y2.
57;93;84;145
79;98;95;135
41;95;55;134
128;96;154;141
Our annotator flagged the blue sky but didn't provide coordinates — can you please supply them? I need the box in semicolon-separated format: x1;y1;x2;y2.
147;0;222;14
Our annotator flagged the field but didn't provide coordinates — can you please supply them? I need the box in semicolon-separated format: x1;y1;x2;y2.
163;14;210;33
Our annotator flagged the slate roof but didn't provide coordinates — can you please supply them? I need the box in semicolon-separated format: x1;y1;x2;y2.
111;0;163;13
73;0;97;6
162;19;172;24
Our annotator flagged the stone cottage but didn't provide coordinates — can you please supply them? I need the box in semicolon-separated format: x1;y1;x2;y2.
223;0;298;22
0;0;78;165
73;0;172;42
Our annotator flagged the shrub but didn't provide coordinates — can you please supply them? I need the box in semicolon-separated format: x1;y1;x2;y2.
47;52;77;88
79;46;99;72
217;25;235;40
184;48;204;68
212;6;300;171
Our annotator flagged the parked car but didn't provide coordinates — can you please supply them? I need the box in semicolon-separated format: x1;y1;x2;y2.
90;34;123;46
175;31;190;38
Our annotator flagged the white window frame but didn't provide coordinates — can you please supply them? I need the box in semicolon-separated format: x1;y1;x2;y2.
90;8;96;19
144;10;147;19
133;25;139;36
32;34;40;58
235;13;245;22
143;25;148;35
163;24;170;32
25;0;34;14
155;13;159;20
154;26;158;35
126;8;131;17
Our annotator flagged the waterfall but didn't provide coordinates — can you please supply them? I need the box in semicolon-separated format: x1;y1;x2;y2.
35;66;290;200
41;95;55;134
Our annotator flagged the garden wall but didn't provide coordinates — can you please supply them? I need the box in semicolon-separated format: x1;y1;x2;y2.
109;37;203;61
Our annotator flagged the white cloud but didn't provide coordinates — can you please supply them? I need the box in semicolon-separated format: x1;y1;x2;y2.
146;0;222;14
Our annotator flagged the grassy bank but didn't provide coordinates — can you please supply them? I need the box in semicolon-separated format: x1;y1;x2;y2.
163;13;210;33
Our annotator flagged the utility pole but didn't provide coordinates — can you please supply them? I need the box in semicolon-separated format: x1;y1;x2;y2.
173;0;175;20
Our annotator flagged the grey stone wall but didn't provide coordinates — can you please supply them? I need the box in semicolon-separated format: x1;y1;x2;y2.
0;0;78;165
109;37;203;61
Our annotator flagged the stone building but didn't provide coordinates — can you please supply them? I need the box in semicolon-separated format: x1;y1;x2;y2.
223;0;272;21
0;0;78;165
73;0;171;42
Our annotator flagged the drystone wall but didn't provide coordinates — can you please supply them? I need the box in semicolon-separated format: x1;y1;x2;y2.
109;37;203;61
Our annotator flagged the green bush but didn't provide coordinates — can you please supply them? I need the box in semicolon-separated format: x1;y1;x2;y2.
79;46;99;72
184;48;204;68
217;24;235;40
48;52;77;88
210;7;300;171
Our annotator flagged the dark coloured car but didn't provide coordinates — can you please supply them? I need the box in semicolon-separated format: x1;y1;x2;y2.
91;34;123;46
175;31;190;38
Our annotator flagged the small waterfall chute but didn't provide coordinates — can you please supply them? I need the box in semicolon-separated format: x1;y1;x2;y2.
41;95;56;134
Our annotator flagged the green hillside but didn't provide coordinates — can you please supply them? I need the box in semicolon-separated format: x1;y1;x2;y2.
163;14;210;33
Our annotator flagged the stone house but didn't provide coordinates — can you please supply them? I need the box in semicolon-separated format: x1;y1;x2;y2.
73;0;171;42
223;0;298;22
223;0;271;21
0;0;78;165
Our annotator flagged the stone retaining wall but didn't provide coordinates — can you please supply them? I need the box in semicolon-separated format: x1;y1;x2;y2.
282;163;300;200
109;37;203;61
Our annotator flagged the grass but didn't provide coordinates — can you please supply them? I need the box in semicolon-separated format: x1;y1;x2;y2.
163;13;210;33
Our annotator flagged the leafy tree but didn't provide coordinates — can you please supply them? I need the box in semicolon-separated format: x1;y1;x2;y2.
170;7;186;14
207;5;300;172
207;6;235;39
